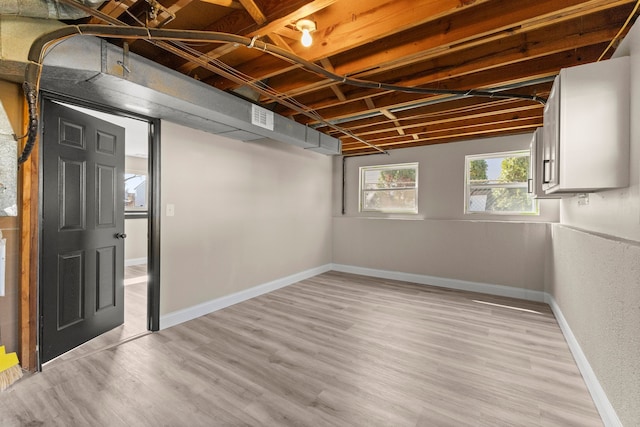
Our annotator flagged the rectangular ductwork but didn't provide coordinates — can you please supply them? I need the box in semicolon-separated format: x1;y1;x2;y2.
36;35;341;155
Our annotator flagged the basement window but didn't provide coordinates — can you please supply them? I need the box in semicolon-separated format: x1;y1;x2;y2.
359;163;418;213
125;173;147;215
465;151;536;215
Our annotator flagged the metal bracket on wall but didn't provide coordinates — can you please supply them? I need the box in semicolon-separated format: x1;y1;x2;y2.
101;39;107;74
118;42;131;78
577;193;590;206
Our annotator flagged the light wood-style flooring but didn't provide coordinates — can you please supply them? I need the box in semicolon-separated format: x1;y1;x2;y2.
0;272;602;426
43;265;149;369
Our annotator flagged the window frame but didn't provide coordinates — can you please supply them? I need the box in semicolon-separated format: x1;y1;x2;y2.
464;150;538;216
359;162;419;214
124;171;148;218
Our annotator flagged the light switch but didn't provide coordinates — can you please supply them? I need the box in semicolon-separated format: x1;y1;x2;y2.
166;204;175;216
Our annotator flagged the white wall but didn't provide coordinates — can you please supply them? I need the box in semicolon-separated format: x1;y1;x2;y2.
160;121;333;315
124;218;147;264
333;133;558;295
546;20;640;427
124;155;148;264
558;31;640;241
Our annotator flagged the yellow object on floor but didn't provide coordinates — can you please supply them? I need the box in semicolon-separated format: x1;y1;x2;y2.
0;345;23;391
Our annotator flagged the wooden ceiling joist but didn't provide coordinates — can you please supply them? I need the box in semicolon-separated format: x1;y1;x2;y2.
83;0;638;153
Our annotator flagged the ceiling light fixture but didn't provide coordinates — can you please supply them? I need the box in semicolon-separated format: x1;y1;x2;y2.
295;19;316;47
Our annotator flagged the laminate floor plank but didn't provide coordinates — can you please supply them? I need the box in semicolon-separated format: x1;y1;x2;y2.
43;265;149;369
1;271;602;426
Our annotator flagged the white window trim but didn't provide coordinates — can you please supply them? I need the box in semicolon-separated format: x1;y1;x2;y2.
464;150;538;216
359;162;419;214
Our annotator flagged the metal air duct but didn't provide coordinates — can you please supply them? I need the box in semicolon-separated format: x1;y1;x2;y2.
0;0;104;20
36;35;341;154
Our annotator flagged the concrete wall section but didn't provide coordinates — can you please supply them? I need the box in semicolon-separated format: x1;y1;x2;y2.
160;121;333;315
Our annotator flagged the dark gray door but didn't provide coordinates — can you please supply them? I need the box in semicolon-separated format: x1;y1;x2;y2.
41;100;126;363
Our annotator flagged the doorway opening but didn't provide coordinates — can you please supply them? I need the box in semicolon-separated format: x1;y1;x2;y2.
39;96;160;369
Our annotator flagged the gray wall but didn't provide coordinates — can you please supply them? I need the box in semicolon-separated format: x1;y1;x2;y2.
160;121;333;315
549;226;639;426
333;133;559;293
547;19;640;426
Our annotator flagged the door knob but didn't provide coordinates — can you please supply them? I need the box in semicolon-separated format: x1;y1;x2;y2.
115;233;127;239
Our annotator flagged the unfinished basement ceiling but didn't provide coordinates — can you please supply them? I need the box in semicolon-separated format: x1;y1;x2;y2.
59;0;640;154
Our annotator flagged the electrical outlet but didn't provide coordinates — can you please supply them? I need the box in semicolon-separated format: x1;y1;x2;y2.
166;204;175;216
577;193;589;206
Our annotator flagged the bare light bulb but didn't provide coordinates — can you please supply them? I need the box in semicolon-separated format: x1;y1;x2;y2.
301;28;313;47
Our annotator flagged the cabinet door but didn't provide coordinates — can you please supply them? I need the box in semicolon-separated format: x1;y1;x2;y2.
541;76;559;192
530;128;561;199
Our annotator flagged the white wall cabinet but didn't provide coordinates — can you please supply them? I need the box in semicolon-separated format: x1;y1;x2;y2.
541;56;630;194
529;128;561;199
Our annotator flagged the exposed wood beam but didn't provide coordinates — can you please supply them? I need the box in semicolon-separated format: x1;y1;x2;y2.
267;33;295;54
19;98;38;371
281;44;605;123
273;27;300;41
238;0;267;25
341;117;541;152
178;0;337;75
88;0;136;23
320;58;347;102
342;124;541;154
80;0;636;154
166;0;198;13
255;2;629;102
335;0;634;80
293;0;491;62
380;109;405;135
212;0;491;91
250;0;337;36
328;85;347;102
187;0;486;80
213;0;632;96
199;0;244;8
380;109;397;121
364;97;376;111
330;98;542;135
345;105;542;141
178;43;243;75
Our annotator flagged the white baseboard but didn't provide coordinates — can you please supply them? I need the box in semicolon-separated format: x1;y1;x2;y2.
331;264;619;427
159;262;619;427
545;294;622;427
159;264;332;330
330;263;547;302
125;257;147;267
